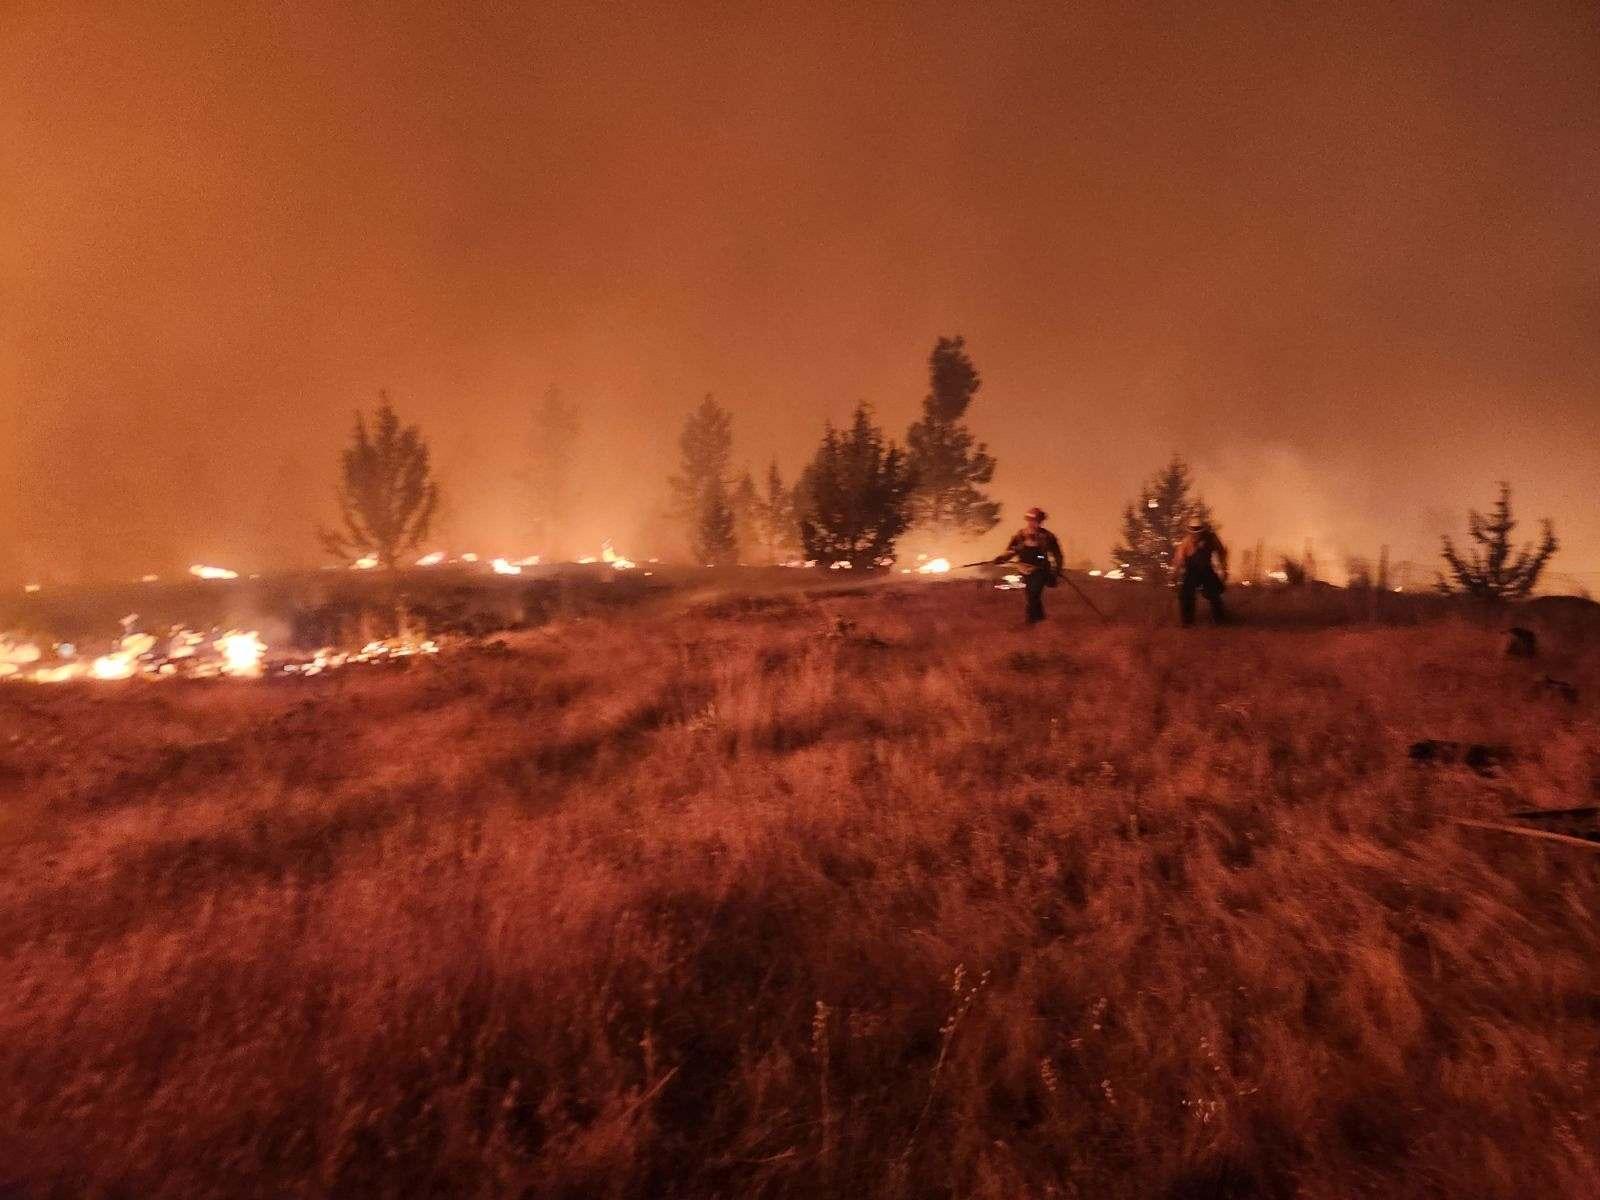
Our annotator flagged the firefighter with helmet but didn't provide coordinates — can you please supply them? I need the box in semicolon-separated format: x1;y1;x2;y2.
1172;515;1228;626
993;506;1064;624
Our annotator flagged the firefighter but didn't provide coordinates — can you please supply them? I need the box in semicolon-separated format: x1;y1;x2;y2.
994;506;1064;624
1172;516;1228;626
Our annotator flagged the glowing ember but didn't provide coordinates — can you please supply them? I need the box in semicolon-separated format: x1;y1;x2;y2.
189;564;239;580
415;551;446;566
460;553;479;563
24;583;41;593
830;561;853;570
916;557;952;574
1267;569;1290;583
141;574;160;583
601;541;635;570
351;554;379;570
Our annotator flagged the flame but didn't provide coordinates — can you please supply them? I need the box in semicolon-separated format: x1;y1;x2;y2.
576;543;635;569
24;583;41;593
217;631;266;677
460;553;479;563
829;561;854;570
88;632;154;680
491;557;522;575
189;564;238;580
2;640;42;666
1267;569;1289;583
141;574;160;583
916;558;951;574
415;551;446;566
351;554;379;570
281;636;439;677
90;655;135;680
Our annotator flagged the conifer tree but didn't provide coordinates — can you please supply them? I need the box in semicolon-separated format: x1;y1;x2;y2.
730;470;761;562
320;394;439;569
1438;483;1558;599
905;336;1001;539
668;394;735;560
695;474;738;565
796;405;915;569
1110;456;1214;582
758;460;797;563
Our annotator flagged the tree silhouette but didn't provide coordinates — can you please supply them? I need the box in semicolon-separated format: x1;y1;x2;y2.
1438;483;1558;600
757;460;797;564
905;336;1001;540
729;470;761;563
320;395;439;569
695;474;738;565
1110;456;1214;582
797;405;915;569
669;395;734;558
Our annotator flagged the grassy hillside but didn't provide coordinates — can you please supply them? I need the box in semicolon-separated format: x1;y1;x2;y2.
2;583;1597;1198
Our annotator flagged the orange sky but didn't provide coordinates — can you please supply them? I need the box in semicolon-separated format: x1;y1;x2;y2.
4;1;1597;587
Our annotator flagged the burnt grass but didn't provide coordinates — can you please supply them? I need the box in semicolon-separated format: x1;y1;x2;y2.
1;583;1599;1198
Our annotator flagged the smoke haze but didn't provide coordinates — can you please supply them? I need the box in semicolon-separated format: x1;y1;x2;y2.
4;2;1597;586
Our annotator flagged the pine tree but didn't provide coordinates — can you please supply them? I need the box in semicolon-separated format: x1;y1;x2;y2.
695;474;738;565
1110;456;1214;583
320;394;440;569
527;386;579;559
1438;483;1558;600
758;460;797;564
796;405;915;570
730;470;761;563
668;395;734;559
905;336;1001;540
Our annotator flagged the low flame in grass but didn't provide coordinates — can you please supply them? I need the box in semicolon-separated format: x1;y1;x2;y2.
217;631;266;677
281;637;439;677
578;543;636;569
917;557;952;575
6;621;442;686
415;551;446;567
351;555;379;571
90;632;156;680
189;564;238;581
491;557;522;575
24;583;42;593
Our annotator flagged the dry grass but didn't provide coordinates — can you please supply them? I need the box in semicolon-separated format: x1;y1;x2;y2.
2;583;1598;1198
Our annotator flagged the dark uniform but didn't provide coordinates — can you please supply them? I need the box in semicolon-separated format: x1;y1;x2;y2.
997;521;1064;624
1172;526;1228;626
